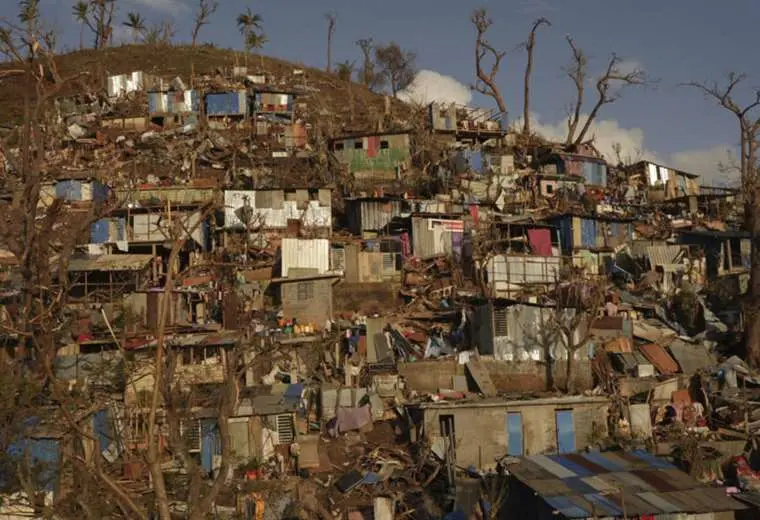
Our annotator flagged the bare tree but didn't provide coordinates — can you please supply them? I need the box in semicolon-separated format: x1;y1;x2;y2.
564;36;587;147
71;0;116;50
325;12;336;73
356;38;382;90
0;7;134;516
687;73;760;366
142;20;175;46
471;8;507;117
550;275;605;394
374;41;416;97
191;0;218;47
564;36;648;147
522;17;551;135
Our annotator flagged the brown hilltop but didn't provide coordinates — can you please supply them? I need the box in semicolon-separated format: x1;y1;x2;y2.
0;43;414;133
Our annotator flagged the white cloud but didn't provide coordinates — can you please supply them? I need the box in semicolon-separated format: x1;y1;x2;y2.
127;0;189;13
398;70;472;106
520;112;737;186
523;112;653;162
669;145;738;186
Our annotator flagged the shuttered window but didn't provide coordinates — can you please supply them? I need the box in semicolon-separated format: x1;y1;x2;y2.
276;414;294;444
297;282;314;300
382;253;394;272
494;308;508;337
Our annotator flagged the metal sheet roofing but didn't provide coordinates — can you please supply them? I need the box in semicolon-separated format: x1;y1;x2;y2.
509;451;747;518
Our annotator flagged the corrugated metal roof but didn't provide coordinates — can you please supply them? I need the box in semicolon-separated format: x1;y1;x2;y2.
68;254;153;272
510;452;747;518
646;245;685;267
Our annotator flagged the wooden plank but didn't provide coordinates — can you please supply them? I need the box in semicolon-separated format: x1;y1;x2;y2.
465;358;497;397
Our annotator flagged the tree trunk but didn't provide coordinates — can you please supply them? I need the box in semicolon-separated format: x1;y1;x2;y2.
348;80;354;123
565;349;576;394
746;200;760;367
522;43;534;135
327;31;332;73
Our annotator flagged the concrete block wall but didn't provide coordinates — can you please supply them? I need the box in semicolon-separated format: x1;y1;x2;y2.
421;399;609;468
281;279;333;325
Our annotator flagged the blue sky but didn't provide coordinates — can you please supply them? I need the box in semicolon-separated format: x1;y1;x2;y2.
37;0;760;182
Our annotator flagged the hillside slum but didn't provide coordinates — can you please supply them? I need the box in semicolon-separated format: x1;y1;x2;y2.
1;64;760;520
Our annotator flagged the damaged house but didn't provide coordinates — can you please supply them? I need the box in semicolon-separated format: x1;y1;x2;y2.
470;301;595;391
331;131;411;181
546;213;635;274
406;394;610;468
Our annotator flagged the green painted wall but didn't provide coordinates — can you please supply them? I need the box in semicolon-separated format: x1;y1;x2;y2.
339;147;411;174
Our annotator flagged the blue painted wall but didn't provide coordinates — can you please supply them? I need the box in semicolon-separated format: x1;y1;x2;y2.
205;91;248;116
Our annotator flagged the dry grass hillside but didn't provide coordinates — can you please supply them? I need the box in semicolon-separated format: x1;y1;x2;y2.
0;44;414;133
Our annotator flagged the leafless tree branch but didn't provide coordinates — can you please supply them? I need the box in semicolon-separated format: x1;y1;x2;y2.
522;17;551;135
471;8;507;117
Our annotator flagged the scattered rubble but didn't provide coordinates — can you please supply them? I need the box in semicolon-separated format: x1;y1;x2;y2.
0;48;758;520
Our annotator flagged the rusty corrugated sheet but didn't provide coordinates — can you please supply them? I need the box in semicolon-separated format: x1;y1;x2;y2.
638;343;679;375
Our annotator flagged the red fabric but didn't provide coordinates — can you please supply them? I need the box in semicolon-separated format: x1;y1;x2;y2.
469;205;479;225
528;228;553;256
